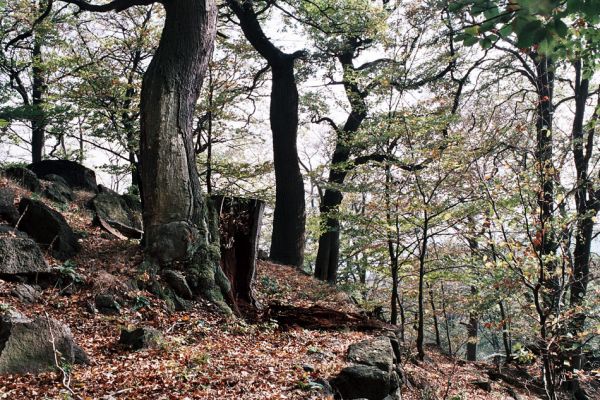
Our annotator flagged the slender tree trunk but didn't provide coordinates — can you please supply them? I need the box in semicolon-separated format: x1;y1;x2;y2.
566;60;598;400
398;294;405;342
31;27;46;163
268;59;306;267
416;216;428;360
139;0;229;307
428;283;441;347
314;49;367;282
499;301;512;361
466;286;478;361
441;283;453;355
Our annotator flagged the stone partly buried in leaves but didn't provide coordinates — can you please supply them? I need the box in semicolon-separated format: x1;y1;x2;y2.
17;198;80;260
0;310;89;374
330;336;403;400
119;327;162;350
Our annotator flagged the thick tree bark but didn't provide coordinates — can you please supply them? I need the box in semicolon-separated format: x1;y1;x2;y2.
314;49;367;282
533;56;558;312
226;0;305;267
139;0;230;307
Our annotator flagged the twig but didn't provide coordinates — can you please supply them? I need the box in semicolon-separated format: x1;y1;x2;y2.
45;312;82;400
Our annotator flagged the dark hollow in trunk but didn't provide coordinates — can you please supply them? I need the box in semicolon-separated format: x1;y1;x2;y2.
212;195;264;315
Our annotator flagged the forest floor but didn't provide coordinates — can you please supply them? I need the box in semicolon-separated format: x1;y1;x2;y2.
0;178;584;399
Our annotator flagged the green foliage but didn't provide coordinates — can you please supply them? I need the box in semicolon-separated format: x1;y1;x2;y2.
452;0;600;59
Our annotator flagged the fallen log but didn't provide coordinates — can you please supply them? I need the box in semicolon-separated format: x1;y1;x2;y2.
266;303;393;331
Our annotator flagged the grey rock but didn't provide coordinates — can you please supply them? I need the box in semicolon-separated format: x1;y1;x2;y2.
95;293;121;315
303;364;315;372
348;336;395;372
11;284;41;303
119;327;162;350
331;364;392;400
471;380;492;392
28;160;98;193
17;198;80;260
0;187;19;225
0;233;50;276
0;311;88;374
4;166;41;193
163;270;193;300
43;179;74;204
90;192;142;239
42;174;70;187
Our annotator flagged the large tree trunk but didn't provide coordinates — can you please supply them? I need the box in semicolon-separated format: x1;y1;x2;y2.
268;59;306;267
139;0;229;307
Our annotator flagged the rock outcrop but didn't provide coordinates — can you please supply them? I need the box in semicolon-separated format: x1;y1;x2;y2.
28;160;98;193
0;187;19;225
0;228;50;277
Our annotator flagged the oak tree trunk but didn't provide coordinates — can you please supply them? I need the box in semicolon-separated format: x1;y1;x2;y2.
139;0;230;307
268;60;306;267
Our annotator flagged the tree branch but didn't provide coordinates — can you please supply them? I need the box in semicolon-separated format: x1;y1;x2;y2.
58;0;155;13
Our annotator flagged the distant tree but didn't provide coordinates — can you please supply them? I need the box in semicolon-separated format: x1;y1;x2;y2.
225;0;307;267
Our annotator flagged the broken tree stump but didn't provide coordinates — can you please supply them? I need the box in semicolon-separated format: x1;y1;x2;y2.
211;196;264;315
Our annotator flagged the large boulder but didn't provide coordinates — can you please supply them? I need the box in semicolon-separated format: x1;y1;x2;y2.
90;191;142;239
17;198;80;260
0;228;50;277
0;187;19;225
3;166;41;193
28;160;98;193
0;310;88;374
331;336;402;400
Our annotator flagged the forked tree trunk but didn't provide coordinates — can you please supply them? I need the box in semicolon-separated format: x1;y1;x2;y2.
139;0;230;307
